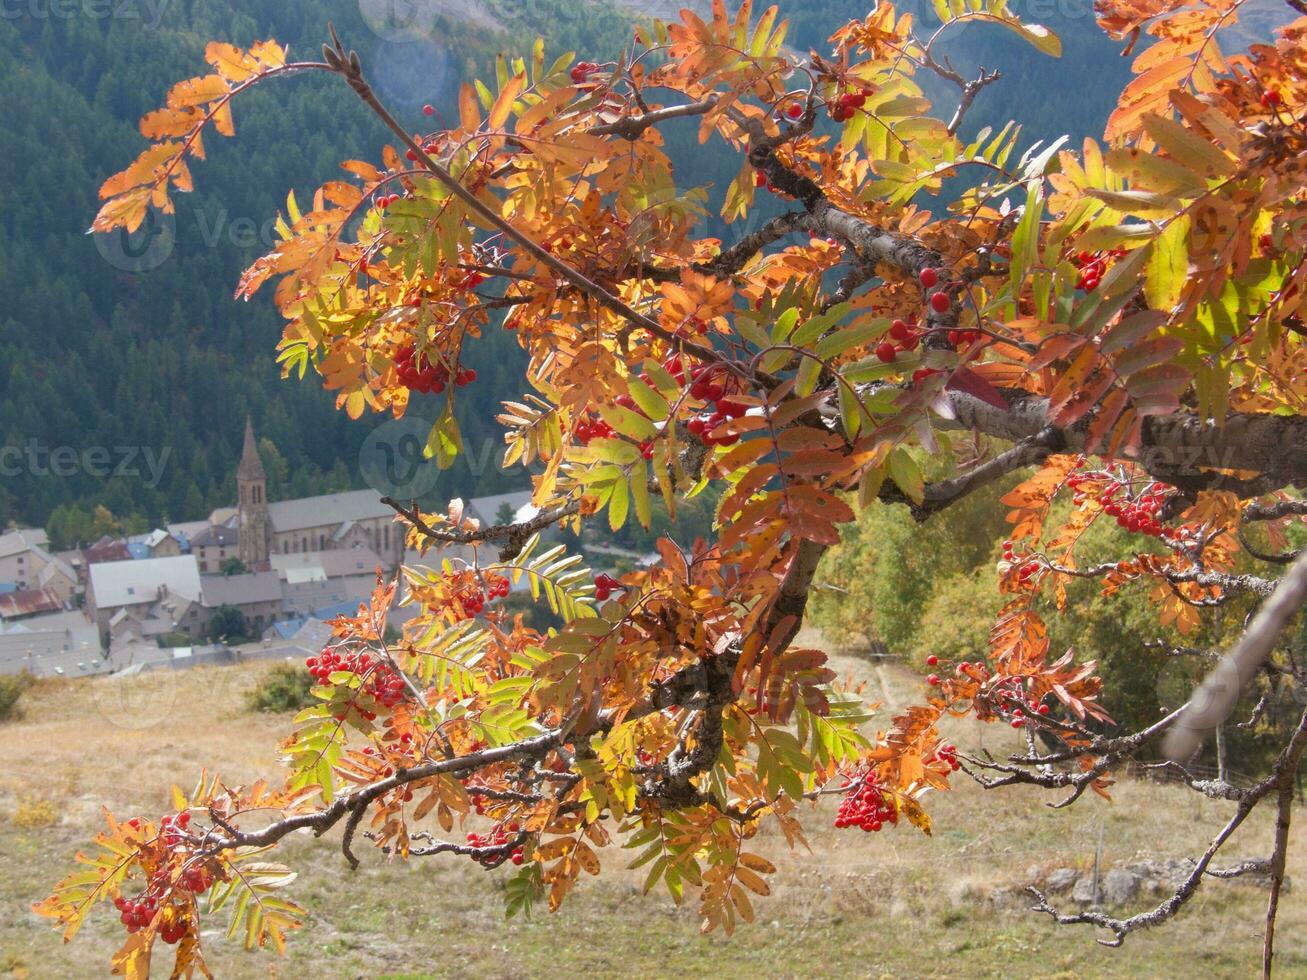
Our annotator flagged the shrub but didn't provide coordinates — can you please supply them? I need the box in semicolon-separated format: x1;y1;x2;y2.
0;673;31;722
246;663;315;713
908;573;1004;671
12;796;57;829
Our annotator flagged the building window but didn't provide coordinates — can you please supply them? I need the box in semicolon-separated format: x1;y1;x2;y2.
319;534;325;550
384;526;390;549
302;536;308;552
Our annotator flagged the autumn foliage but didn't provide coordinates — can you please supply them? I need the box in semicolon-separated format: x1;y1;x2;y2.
37;1;1307;975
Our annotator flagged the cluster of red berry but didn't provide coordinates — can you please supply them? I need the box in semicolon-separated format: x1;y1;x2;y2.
1260;89;1284;110
466;823;526;866
934;743;961;772
990;679;1052;728
573;411;615;446
834;768;898;832
1070;248;1125;292
920;270;953;315
570;61;600;84
946;328;983;347
1000;540;1043;583
113;894;160;936
452;574;511;619
395;344;477;395
304;649;409;711
113;814;214;941
828;90;867;122
873;316;922;365
685;363;750;447
404;139;440;161
593;573;623;601
1070;474;1173;539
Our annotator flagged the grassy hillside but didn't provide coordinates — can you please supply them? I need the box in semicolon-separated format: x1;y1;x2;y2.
2;642;1303;978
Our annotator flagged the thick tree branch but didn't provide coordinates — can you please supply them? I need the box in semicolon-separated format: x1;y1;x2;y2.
930;388;1307;492
1165;550;1307;760
881;427;1065;520
589;97;716;139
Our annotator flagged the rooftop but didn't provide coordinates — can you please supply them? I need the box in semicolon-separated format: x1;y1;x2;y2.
83;536;133;565
200;571;283;608
192;525;238;548
267;489;395;533
0;587;64;620
271;548;384;579
88;555;202;611
464;490;537;527
0;528;48;560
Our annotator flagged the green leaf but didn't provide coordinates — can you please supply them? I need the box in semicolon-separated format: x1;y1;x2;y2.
608;477;629;532
424;408;463;470
888;447;924;504
630;466;652;529
626;376;669;422
1145;214;1189;312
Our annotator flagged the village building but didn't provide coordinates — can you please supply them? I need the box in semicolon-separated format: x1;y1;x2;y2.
86;555;205;636
0;609;104;677
199;570;284;635
0;528;77;601
191;525;239;574
227;419;405;571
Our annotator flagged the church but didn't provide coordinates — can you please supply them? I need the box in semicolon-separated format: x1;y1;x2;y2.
230;420;406;572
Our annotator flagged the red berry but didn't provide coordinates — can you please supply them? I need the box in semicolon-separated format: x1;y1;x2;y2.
919;268;939;288
875;341;897;363
890;319;911;341
1037;703;1051;716
927;674;940;686
786;104;803;119
925;655;939;667
929;292;951;313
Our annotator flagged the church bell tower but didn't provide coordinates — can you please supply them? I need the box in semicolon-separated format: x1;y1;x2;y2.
236;417;270;569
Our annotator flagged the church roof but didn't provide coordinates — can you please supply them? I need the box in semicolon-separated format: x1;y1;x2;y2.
267;490;395;534
237;417;265;482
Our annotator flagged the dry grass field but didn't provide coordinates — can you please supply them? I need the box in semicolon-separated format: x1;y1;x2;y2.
1;640;1304;979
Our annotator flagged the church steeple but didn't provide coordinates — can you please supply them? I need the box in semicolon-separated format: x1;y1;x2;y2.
236;417;270;568
237;416;265;481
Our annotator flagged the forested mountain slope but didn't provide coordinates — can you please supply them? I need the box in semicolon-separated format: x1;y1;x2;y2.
0;0;1282;541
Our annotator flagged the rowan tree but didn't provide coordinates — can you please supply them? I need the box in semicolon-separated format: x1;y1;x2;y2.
38;1;1307;976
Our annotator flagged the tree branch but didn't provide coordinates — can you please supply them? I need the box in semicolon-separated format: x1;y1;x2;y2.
1165;549;1307;760
589;97;716;139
